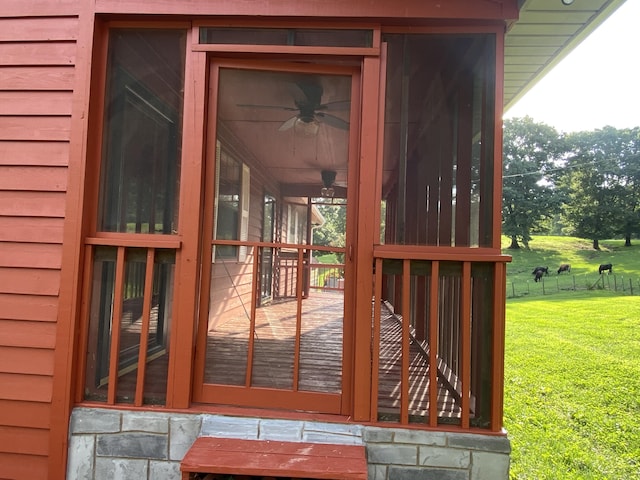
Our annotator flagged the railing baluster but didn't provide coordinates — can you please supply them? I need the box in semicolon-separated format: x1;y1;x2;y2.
245;247;260;387
371;257;383;422
400;259;411;424
428;261;439;427
460;261;472;428
107;246;126;405
134;248;156;406
292;248;304;391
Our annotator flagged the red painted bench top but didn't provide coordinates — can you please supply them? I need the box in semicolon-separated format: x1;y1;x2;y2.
180;437;368;480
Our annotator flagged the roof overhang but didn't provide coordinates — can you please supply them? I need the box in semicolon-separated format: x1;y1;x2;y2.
504;0;627;111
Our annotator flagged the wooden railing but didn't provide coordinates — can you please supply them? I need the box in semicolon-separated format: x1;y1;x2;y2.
371;245;510;432
80;234;179;406
79;235;509;432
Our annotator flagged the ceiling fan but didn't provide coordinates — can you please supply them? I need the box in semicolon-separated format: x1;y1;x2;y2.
320;169;350;197
238;77;350;133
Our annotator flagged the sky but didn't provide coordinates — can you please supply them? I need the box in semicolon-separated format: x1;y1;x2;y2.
503;0;640;133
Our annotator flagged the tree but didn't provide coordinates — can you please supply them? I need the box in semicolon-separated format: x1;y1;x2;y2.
312;200;347;261
559;127;627;249
611;127;640;246
502;117;564;249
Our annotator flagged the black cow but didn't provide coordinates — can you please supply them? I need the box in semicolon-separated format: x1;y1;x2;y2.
532;266;549;276
557;264;571;274
534;269;545;282
599;263;613;274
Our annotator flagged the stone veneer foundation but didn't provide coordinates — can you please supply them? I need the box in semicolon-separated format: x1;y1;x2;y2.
66;407;510;479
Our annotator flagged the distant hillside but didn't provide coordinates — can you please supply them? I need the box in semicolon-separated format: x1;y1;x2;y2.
501;236;640;297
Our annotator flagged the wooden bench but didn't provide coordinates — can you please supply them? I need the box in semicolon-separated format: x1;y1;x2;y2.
180;437;368;480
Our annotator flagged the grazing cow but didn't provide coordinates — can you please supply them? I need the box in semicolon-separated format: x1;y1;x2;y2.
598;263;613;274
534;269;545;282
532;266;549;276
557;263;571;274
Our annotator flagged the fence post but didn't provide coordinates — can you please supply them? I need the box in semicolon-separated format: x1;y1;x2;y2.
573;275;576;291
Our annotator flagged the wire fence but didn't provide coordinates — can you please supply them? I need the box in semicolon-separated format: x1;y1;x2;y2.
507;273;640;299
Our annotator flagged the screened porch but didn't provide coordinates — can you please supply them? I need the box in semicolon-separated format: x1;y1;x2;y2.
78;26;509;434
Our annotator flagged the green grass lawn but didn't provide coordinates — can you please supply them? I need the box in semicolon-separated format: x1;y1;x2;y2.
504;237;640;479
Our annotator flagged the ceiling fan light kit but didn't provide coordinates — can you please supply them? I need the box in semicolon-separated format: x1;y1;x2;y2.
293;117;321;136
320;169;337;197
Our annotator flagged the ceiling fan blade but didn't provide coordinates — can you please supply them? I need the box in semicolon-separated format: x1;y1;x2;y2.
318;100;351;111
316;112;349;130
237;103;298;112
278;115;298;131
293;78;323;105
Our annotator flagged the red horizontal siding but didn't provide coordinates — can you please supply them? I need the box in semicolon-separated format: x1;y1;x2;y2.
0;346;55;376
0;91;73;115
0;0;79;17
0;293;58;324
0;140;70;166
0;191;67;217
0;373;52;402
0;7;79;477
0;425;50;456
0;217;64;243
0;17;79;41
0;400;51;429
0;320;57;348
0;42;76;66
0;166;68;192
0;66;75;90
0;268;61;296
0;452;48;479
0;116;71;141
0;242;63;268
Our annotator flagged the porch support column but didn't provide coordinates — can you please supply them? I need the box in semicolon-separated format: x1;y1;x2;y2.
168;44;206;408
351;55;381;422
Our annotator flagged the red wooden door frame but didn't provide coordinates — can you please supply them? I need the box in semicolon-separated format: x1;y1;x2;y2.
191;57;362;414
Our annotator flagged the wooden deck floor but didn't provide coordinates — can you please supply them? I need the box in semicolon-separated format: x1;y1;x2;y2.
377;305;461;420
204;290;344;392
114;290;462;421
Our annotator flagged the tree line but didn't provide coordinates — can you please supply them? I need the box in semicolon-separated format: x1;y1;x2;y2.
502;117;640;249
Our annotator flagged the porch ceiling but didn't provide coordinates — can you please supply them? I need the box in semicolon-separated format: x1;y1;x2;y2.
213;1;627;196
216;68;353;198
505;0;626;111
